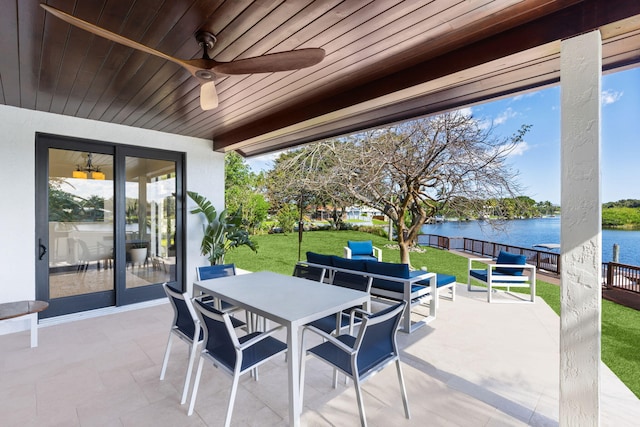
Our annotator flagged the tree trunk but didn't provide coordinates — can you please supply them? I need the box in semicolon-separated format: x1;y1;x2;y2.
396;211;428;266
396;223;412;265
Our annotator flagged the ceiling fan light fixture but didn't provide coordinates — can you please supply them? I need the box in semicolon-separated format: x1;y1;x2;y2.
195;70;214;80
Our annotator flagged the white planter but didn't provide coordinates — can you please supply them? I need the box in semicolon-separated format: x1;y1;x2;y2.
130;247;147;267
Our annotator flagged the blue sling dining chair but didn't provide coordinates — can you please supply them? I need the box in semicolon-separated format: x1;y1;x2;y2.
159;283;244;405
196;263;263;330
187;299;287;426
300;301;410;427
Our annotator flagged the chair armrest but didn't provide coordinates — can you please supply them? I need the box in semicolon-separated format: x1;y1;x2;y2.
468;257;493;269
307;328;356;355
349;307;371;330
372;246;382;261
343;246;352;259
409;271;436;283
238;325;285;350
488;263;536;270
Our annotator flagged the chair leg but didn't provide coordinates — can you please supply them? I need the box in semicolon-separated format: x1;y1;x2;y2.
181;340;199;404
353;375;367;427
395;360;411;419
187;357;205;416
224;373;241;427
160;333;173;380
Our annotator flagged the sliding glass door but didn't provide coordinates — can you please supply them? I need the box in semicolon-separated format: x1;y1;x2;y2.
119;152;180;305
36;134;184;317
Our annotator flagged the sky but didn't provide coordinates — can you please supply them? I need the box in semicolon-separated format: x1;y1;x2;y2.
246;66;640;205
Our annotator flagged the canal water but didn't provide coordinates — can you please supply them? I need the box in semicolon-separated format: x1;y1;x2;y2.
421;217;640;265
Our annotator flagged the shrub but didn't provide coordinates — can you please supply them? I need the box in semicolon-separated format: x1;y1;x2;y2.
276;204;299;233
356;225;388;238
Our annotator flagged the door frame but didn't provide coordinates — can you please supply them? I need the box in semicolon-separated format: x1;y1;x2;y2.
35;133;185;317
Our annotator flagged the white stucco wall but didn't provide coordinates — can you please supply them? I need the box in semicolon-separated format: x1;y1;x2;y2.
0;105;224;332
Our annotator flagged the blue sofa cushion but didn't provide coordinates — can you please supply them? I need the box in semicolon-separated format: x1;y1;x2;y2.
331;256;368;272
365;260;410;278
411;270;456;288
347;240;374;256
306;252;333;266
328;256;370;291
365;261;413;293
351;254;378;261
495;251;526;275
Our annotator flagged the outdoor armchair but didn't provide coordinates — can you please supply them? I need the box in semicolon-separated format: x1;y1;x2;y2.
344;240;382;262
300;301;410;427
468;250;536;303
187;300;287;425
160;283;244;405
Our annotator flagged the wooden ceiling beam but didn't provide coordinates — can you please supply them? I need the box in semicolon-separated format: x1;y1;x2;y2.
213;0;640;153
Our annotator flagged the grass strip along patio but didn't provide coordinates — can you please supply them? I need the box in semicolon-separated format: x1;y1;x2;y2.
226;230;640;399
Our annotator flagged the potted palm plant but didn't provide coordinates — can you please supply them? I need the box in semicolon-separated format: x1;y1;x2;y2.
188;191;257;265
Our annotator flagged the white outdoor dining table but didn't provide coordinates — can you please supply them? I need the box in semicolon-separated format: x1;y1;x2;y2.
193;270;370;427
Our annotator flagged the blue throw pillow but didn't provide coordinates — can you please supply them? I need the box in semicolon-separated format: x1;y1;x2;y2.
306;252;333;266
332;256;368;272
495;250;526;275
365;260;410;278
348;240;373;256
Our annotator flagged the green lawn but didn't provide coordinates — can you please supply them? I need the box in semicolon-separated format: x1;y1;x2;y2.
225;230;640;398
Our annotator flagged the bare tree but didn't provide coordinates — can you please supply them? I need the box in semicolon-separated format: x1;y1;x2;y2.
266;144;356;227
325;111;529;265
266;145;358;259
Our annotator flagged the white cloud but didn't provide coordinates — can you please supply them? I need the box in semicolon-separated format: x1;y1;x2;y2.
493;107;517;126
456;106;473;117
506;141;530;157
601;89;623;105
511;92;537;102
246;151;281;172
477;118;492;130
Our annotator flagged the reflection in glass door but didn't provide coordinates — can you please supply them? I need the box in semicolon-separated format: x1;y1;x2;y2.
124;156;177;289
47;149;114;306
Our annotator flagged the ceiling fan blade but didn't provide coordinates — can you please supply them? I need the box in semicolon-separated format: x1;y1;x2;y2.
199;81;218;110
41;4;182;67
211;48;325;75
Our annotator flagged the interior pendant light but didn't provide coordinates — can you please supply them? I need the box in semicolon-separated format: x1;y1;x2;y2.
72;153;104;180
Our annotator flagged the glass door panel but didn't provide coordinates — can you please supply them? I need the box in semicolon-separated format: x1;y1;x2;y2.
48;149;114;299
125;156;177;289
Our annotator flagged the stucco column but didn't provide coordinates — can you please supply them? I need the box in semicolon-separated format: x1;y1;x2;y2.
559;30;602;426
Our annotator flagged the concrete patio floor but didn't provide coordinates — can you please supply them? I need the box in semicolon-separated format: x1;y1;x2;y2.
1;284;638;426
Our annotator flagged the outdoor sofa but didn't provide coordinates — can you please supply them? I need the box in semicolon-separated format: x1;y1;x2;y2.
299;252;457;333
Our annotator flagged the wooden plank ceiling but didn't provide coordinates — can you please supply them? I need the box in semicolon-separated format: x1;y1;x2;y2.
2;0;640;157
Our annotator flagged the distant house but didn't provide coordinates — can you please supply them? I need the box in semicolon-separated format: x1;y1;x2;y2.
345;206;384;221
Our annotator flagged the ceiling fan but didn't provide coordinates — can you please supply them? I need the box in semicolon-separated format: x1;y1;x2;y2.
41;4;325;110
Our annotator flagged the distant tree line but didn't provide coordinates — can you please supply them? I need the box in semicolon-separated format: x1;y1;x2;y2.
603;199;640;209
602;199;640;228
